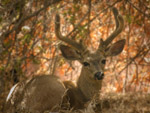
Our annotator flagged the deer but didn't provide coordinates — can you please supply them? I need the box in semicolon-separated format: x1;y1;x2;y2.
4;7;125;113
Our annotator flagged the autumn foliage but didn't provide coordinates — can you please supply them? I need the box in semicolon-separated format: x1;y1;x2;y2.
0;0;150;112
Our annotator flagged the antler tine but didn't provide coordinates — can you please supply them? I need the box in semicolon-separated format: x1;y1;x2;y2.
99;7;124;48
55;14;85;52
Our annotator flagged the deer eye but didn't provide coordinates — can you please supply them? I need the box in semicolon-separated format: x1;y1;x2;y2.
83;62;90;66
101;59;106;64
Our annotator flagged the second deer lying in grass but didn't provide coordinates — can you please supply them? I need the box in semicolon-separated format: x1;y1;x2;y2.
5;7;125;113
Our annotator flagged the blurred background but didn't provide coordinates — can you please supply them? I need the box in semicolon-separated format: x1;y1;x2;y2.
0;0;150;112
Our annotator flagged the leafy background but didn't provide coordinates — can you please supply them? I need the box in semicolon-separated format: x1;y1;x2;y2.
0;0;150;112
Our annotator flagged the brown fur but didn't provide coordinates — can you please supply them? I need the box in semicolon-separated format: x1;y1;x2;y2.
5;75;66;113
63;81;88;109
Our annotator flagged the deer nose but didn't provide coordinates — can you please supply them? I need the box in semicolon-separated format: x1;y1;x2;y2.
94;72;104;80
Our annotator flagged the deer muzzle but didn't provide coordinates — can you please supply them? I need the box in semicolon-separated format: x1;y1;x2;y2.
94;72;104;80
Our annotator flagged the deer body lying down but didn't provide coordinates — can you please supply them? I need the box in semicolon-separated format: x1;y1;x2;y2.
5;75;66;112
5;7;125;113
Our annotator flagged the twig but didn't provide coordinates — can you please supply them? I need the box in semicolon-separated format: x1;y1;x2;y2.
127;0;150;18
67;0;121;41
1;0;63;43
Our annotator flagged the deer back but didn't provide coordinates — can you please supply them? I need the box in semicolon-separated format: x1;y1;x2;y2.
5;75;65;113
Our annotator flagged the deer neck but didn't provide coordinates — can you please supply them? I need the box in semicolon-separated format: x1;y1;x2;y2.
77;68;102;101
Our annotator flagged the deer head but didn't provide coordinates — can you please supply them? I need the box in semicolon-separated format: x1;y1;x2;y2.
55;7;125;81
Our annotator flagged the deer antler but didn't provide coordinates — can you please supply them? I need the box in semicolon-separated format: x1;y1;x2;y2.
55;14;85;52
99;7;124;49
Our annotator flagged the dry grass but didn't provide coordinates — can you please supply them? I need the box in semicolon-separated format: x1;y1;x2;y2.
1;92;150;113
95;92;150;113
49;92;150;113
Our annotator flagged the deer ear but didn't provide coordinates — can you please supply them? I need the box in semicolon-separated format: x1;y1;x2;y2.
106;39;125;56
59;45;81;60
